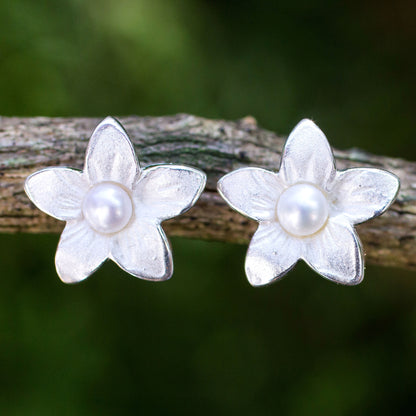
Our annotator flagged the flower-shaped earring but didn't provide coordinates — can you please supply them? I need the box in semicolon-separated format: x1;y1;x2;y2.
25;117;206;283
218;119;400;286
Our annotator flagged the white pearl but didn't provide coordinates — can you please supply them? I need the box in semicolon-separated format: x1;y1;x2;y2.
277;183;328;237
82;182;133;234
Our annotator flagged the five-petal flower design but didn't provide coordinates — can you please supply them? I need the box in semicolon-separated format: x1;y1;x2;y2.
218;119;400;286
25;117;206;283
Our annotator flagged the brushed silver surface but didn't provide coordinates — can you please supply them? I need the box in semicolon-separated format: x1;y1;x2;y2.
218;119;400;286
25;117;206;283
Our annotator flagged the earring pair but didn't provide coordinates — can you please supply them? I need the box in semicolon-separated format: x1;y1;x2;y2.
25;117;399;286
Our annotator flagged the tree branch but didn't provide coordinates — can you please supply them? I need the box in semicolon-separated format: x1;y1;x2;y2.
0;114;415;270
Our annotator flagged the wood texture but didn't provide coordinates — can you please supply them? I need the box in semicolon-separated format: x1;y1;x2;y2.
0;114;415;270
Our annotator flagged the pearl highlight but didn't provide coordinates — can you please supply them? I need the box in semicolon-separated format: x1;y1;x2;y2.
277;183;328;237
82;182;133;234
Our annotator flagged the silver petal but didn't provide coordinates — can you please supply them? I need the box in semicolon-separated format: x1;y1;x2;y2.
280;119;336;188
133;165;206;221
245;222;301;286
55;220;111;283
302;218;364;285
85;116;139;187
217;167;284;221
24;167;88;221
331;168;400;224
110;219;173;281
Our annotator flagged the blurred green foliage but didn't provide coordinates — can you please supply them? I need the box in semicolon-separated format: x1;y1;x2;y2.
0;0;415;414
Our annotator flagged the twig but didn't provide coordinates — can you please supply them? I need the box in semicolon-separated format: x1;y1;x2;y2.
0;114;414;270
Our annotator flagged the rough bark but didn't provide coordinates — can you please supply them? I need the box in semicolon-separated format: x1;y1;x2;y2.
0;114;415;270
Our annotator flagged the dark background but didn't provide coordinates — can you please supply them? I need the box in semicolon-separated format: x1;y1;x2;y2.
0;0;415;414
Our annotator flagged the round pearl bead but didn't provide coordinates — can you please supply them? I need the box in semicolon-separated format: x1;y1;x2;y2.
276;183;328;237
82;182;133;234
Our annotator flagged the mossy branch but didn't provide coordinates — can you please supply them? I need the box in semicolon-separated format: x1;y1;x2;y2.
0;114;415;270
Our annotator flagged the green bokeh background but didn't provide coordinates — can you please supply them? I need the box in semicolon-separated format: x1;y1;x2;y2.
1;1;416;414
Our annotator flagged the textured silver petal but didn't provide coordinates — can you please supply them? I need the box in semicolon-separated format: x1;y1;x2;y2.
331;168;400;224
133;165;206;221
217;167;284;221
24;167;88;221
55;220;111;283
302;218;364;285
280;119;336;188
245;222;301;286
85;116;139;187
110;219;173;281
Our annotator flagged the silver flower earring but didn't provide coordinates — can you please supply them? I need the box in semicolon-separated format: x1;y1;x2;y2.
25;117;206;283
217;119;400;286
